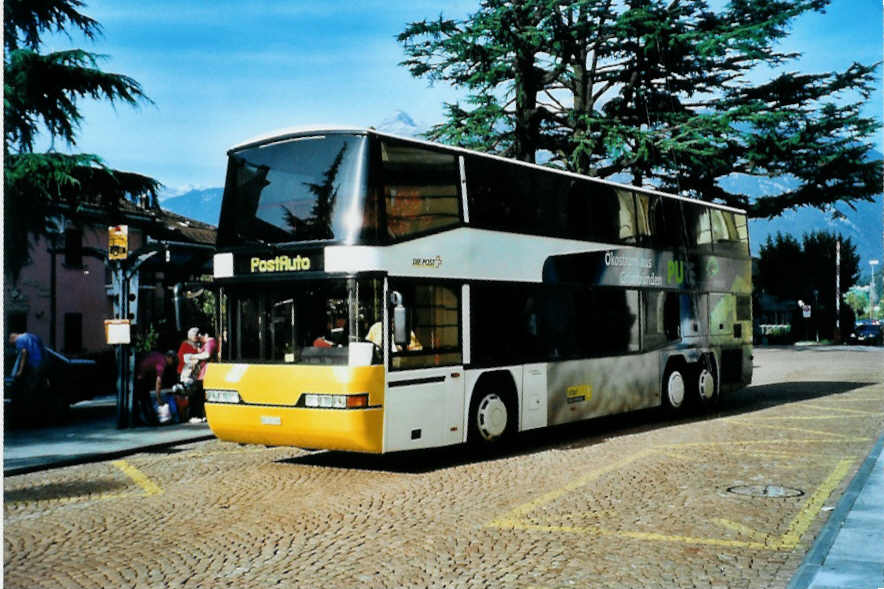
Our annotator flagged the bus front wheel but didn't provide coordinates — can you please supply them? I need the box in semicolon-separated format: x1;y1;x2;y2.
468;389;515;448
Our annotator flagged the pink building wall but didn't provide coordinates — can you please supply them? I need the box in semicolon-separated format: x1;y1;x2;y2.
5;224;146;354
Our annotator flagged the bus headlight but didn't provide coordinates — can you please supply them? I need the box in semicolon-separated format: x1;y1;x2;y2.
301;393;369;409
205;389;241;404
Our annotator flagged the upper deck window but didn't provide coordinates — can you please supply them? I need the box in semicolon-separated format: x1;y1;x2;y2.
217;134;377;245
380;141;461;239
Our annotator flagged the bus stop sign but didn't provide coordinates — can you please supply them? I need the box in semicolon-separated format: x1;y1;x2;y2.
802;304;812;318
108;225;128;260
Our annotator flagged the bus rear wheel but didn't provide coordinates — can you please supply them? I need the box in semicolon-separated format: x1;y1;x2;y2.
468;389;514;448
662;363;687;415
693;356;718;411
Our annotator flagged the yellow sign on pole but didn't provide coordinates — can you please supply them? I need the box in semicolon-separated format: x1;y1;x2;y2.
108;225;128;260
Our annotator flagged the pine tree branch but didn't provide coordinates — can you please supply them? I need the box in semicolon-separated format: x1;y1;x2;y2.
5;49;153;152
4;0;100;52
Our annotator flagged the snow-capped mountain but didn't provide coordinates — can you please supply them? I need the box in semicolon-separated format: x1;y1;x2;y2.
376;110;427;137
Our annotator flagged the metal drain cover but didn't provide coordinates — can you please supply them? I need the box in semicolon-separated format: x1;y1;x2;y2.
727;484;804;498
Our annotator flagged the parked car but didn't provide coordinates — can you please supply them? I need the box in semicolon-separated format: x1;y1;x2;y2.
847;323;883;346
4;346;99;425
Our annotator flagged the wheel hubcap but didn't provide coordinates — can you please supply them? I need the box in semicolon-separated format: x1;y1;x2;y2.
477;394;508;440
698;368;715;400
667;371;685;408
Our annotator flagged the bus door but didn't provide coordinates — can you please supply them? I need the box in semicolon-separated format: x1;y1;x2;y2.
383;281;465;451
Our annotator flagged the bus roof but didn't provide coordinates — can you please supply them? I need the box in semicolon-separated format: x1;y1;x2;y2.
228;125;749;215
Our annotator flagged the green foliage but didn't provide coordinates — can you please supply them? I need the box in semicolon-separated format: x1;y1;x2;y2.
197;290;216;323
134;323;160;354
3;0;159;279
399;0;882;217
758;231;860;300
844;287;869;319
4;0;100;52
4;48;150;152
758;230;860;338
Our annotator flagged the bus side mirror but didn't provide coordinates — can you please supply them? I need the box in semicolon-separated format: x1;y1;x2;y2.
390;291;409;348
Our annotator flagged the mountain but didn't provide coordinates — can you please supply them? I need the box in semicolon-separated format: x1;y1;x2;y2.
160;187;224;226
376;110;427;137
719;159;883;272
748;195;883;274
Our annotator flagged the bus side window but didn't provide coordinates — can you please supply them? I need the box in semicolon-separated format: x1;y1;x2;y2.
683;202;713;251
390;283;462;370
664;292;681;341
651;197;683;249
643;290;677;350
381;142;460;239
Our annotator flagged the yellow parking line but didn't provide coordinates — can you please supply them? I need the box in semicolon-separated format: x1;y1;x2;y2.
712;518;771;542
778;457;853;549
736;450;810;458
801;404;883;416
750;415;880;420
724;420;852;439
111;460;163;496
492;520;773;550
661;438;871;449
488;448;655;527
487;450;855;552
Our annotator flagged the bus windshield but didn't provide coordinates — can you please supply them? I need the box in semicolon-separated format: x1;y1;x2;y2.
224;278;383;365
217;134;376;245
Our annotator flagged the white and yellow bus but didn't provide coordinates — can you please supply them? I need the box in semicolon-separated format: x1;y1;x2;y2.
204;127;752;453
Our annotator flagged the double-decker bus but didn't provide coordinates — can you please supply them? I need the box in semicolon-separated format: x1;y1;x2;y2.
204;127;752;453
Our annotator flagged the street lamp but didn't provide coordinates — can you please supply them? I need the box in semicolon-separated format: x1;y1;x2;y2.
871;260;880;320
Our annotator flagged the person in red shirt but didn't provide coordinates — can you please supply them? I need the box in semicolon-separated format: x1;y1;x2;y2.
186;331;218;422
176;327;200;383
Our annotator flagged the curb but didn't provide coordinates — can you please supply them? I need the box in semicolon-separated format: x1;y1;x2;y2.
4;433;216;477
785;433;884;589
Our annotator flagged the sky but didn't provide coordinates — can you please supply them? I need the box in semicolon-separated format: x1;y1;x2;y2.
39;0;884;195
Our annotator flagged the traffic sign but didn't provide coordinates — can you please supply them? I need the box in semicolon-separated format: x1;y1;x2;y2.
104;319;131;344
108;225;128;260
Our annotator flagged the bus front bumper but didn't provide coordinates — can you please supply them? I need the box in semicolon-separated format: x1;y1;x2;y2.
202;363;386;453
206;403;384;453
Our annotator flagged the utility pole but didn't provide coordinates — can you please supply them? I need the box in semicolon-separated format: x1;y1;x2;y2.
871;260;880;320
110;249;159;428
835;239;840;343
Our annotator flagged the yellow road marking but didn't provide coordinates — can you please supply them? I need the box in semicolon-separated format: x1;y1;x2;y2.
714;457;853;550
661;438;871;448
111;460;163;496
801;404;883;416
488;448;655;528
778;457;853;549
662;450;695;461
712;518;771;542
736;450;809;458
487;449;855;551
723;420;852;439
749;415;880;420
493;520;774;550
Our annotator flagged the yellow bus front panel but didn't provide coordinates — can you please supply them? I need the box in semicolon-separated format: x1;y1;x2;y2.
203;363;385;453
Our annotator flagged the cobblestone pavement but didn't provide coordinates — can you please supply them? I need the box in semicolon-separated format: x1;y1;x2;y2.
5;346;883;589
